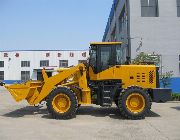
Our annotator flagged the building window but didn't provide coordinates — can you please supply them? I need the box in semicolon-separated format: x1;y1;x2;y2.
40;60;49;67
70;52;74;57
111;26;116;41
78;60;87;64
141;0;159;17
58;53;62;57
82;52;87;57
0;71;4;80
46;53;50;57
59;60;68;67
119;6;126;34
177;0;180;17
15;53;19;57
21;61;30;67
4;53;8;57
0;61;4;67
21;71;30;82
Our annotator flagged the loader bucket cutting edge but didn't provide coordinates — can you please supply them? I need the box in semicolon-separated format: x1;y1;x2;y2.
4;81;43;102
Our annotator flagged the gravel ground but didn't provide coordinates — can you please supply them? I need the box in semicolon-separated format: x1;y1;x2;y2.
0;87;180;140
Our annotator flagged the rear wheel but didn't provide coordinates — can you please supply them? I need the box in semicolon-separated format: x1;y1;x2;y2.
118;86;151;120
46;87;78;119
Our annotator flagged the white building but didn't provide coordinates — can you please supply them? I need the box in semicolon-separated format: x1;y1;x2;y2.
103;0;180;92
0;50;88;84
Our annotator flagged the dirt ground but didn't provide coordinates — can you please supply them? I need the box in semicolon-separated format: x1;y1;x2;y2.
0;87;180;140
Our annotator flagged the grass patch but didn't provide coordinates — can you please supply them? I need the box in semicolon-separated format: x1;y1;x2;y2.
172;93;180;101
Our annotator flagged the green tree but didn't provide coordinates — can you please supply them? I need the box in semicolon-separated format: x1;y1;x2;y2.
132;52;160;66
160;71;173;88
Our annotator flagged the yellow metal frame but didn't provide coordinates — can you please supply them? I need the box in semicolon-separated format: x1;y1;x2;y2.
89;65;157;89
5;63;91;105
90;42;122;45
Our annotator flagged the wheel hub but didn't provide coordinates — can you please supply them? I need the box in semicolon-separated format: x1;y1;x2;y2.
130;97;139;107
126;93;145;114
52;93;71;113
58;98;68;108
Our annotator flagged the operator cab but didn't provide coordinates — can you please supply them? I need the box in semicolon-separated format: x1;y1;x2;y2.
89;42;125;73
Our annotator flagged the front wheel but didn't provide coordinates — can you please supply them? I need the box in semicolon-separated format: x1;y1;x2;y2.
46;87;78;119
118;86;151;120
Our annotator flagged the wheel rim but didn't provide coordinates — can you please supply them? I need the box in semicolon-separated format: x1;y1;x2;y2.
126;93;145;114
52;93;71;113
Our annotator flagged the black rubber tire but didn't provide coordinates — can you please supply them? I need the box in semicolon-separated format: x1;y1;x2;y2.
118;86;152;120
70;85;82;108
115;100;118;107
46;87;78;120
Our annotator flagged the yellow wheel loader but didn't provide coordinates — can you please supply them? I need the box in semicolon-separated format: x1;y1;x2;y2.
1;42;171;120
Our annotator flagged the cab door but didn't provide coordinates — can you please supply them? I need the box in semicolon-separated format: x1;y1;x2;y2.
97;46;113;73
96;45;116;80
89;44;119;80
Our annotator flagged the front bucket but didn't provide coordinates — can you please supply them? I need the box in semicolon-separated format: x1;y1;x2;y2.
5;81;42;102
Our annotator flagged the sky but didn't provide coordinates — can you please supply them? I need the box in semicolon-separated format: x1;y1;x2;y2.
0;0;113;50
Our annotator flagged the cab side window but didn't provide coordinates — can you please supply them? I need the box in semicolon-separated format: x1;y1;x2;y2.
116;46;123;64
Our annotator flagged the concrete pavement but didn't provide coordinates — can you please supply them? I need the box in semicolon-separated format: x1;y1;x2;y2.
0;87;180;140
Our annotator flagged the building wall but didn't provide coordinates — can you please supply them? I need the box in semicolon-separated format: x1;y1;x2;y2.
130;0;180;76
103;0;129;60
103;0;126;43
0;50;88;83
103;0;180;92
